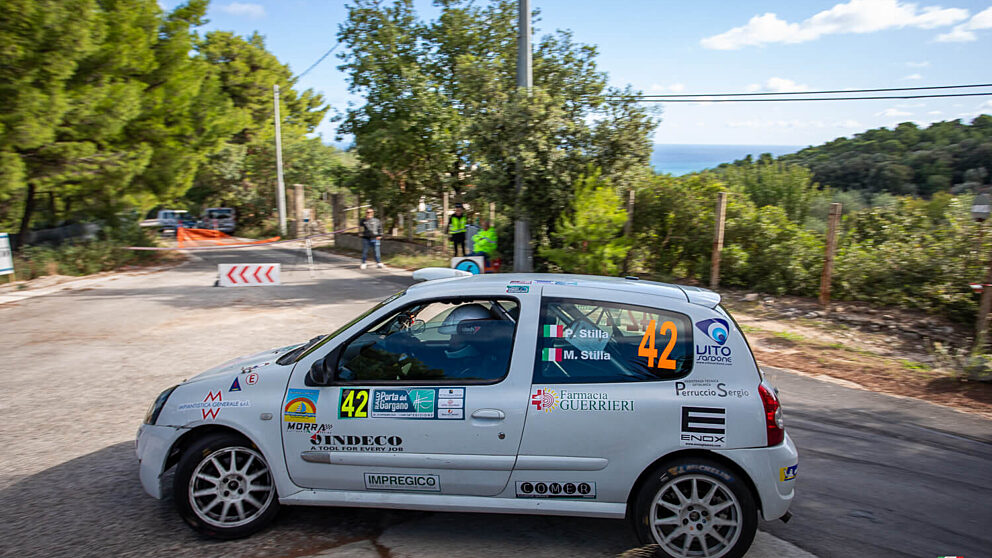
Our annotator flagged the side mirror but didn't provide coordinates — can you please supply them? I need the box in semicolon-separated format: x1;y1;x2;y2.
306;348;339;386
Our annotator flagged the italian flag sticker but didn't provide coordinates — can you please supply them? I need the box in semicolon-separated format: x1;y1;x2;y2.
544;325;566;338
542;348;564;361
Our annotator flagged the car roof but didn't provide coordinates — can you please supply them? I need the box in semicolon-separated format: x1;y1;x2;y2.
408;273;721;308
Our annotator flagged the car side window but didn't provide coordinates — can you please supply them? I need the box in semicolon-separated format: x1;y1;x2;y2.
534;297;693;383
336;299;519;384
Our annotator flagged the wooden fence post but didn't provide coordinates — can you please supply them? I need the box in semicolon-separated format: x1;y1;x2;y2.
710;192;728;290
819;203;843;308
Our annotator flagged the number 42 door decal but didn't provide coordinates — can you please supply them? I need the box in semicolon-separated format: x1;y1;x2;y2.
638;319;678;370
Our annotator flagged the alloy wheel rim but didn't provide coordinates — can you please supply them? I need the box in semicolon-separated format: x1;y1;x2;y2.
649;473;742;558
189;446;275;529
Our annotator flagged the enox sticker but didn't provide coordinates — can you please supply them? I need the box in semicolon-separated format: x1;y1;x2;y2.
365;473;440;492
516;481;596;499
680;406;726;448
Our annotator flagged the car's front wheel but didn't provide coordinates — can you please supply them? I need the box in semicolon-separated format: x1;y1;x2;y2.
632;458;757;558
173;432;279;539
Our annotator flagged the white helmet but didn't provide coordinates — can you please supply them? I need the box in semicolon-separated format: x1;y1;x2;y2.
438;304;493;334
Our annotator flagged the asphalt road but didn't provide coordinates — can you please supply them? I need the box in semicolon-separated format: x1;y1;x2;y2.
759;366;992;558
0;243;988;557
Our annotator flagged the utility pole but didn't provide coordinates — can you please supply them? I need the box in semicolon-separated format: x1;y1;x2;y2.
709;192;727;290
514;0;533;272
273;84;287;237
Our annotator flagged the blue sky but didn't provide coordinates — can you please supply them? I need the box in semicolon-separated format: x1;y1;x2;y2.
167;0;992;146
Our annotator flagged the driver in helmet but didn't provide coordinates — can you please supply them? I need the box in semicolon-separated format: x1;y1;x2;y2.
439;304;494;361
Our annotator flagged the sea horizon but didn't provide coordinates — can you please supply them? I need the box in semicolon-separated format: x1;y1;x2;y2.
651;143;807;176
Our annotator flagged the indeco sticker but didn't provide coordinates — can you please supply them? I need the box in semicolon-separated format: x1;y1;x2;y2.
284;389;319;423
516;481;595;499
365;473;440;492
695;318;733;366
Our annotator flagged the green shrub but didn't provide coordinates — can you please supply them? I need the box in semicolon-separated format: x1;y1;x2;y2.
540;170;630;276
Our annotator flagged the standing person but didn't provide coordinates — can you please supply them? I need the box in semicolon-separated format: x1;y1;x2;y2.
446;204;467;256
469;219;497;266
360;208;384;269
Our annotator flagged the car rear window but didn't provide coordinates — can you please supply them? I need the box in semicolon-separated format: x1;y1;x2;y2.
534;297;693;384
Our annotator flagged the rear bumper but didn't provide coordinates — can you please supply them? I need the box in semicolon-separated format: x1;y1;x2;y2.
135;424;182;499
717;433;798;521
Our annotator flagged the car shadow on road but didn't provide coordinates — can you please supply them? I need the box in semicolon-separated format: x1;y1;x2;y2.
0;441;638;558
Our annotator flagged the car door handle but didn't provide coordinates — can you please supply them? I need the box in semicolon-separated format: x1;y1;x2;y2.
471;409;505;420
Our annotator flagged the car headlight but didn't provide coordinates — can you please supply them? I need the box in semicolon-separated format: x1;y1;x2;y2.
144;385;178;425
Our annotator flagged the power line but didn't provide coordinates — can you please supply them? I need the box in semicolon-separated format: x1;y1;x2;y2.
621;83;992;98
296;42;340;79
615;92;992;103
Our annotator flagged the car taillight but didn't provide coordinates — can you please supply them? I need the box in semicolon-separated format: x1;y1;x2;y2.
758;384;785;446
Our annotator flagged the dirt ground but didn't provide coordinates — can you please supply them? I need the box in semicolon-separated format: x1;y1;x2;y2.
722;291;992;418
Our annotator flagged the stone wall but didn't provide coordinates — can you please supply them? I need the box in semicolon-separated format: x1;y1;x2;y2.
335;233;431;256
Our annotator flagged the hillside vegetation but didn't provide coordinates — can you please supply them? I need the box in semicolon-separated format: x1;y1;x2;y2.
778;116;992;197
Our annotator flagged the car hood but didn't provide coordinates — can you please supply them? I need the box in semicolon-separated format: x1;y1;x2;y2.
185;343;302;384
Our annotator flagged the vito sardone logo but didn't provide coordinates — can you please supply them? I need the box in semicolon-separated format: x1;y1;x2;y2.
695;318;733;366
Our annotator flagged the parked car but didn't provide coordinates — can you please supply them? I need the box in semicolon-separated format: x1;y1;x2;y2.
199;207;236;234
140;209;190;234
136;271;796;557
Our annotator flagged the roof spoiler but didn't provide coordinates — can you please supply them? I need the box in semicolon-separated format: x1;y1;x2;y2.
412;267;473;282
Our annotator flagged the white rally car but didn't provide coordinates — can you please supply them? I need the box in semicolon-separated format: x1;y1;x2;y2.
137;271;797;558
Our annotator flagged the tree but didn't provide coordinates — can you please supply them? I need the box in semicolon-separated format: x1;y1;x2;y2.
336;0;658;254
0;0;243;244
539;170;629;275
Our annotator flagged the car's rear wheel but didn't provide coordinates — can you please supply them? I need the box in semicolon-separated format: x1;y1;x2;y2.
173;432;279;539
632;458;757;558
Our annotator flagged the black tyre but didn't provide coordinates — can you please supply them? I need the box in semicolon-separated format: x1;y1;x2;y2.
173;432;279;539
632;458;757;558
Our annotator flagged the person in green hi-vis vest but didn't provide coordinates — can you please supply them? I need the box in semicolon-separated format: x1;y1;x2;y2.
446;204;467;256
469;219;497;265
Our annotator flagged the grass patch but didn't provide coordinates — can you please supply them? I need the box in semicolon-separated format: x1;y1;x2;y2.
384;253;450;270
773;331;806;342
900;359;932;372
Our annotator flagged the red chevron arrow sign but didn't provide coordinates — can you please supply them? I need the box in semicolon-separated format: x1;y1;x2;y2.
218;264;281;287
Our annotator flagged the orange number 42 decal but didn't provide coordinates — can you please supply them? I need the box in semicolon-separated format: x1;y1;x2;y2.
638;319;678;370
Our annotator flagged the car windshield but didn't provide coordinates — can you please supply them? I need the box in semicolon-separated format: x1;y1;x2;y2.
282;290;407;364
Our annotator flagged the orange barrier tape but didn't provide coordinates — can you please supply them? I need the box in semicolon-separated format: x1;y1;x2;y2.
177;228;280;248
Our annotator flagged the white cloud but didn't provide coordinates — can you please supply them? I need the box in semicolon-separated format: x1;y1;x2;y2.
649;83;686;93
219;2;265;18
906;60;931;67
902;73;923;80
876;108;912;117
928;110;944;115
701;0;969;50
745;77;811;93
936;6;992;42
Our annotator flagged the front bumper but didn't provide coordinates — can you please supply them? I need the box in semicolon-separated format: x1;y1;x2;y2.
135;423;182;499
717;433;798;521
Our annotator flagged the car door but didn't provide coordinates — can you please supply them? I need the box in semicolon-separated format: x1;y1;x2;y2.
282;287;539;497
514;284;697;504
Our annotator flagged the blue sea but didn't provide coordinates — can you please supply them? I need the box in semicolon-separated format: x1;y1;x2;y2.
651;144;805;176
